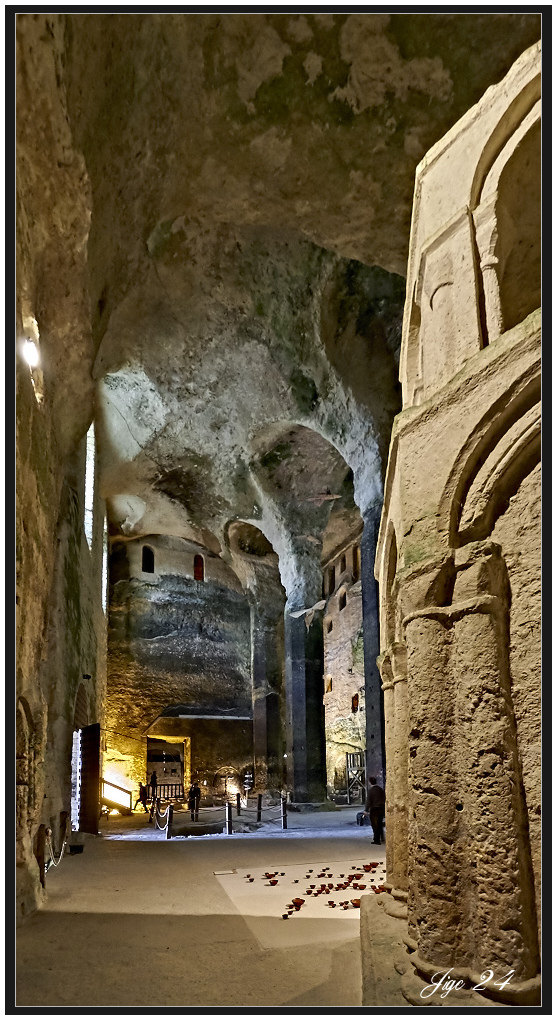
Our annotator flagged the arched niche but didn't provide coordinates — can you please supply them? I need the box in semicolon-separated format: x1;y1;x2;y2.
443;376;540;548
495;118;540;331
142;545;155;573
473;98;541;343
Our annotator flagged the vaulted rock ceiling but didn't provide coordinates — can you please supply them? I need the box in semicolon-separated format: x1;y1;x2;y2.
16;11;541;598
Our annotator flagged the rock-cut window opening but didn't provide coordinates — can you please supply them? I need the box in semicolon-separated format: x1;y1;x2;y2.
142;545;155;573
339;591;347;611
84;424;95;551
194;554;204;581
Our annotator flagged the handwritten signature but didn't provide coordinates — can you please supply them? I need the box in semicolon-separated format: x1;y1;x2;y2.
420;967;515;999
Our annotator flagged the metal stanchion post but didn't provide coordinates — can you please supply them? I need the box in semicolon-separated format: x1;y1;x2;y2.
166;804;173;839
257;793;262;822
226;801;233;835
281;795;287;830
236;792;241;816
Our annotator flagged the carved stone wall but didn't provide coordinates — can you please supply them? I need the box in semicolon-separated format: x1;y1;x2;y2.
105;536;253;795
375;43;541;1006
16;13;106;920
322;537;365;799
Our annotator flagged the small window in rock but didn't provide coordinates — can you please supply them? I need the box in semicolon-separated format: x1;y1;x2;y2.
340;554;346;573
142;546;155;573
194;554;205;581
326;620;333;634
326;677;333;694
353;545;360;581
339;591;347;611
21;314;44;405
351;693;359;713
84;424;95;551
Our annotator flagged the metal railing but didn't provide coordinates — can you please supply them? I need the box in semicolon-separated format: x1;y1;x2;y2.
224;793;287;833
148;783;184;802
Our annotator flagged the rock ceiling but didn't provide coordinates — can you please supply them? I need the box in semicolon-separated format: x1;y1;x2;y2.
16;12;541;599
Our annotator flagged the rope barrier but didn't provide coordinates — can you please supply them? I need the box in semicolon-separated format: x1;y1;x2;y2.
151;798;173;837
45;829;67;869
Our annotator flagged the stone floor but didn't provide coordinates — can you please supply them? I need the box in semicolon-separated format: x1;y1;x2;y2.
16;806;388;1009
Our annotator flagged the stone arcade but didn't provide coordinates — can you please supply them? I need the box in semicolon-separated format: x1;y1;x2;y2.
15;13;541;1009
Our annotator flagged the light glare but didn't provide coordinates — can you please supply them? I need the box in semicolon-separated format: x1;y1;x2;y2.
23;339;40;368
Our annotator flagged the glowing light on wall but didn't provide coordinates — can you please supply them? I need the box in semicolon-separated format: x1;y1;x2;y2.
22;339;40;367
84;424;95;550
102;780;132;810
71;730;82;832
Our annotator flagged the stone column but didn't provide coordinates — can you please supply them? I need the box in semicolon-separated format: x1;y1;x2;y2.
378;653;395;882
474;198;504;343
451;544;539;986
284;610;326;802
401;543;540;1006
391;643;409;896
404;613;458;959
251;605;283;792
360;506;385;785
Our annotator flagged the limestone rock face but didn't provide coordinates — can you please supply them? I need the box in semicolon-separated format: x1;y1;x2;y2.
60;11;539;593
16;9;541;939
64;11;540;289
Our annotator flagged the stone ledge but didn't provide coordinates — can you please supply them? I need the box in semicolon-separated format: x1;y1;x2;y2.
360;891;408;1007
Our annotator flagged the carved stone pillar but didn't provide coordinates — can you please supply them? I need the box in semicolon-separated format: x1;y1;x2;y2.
378;653;395;881
251;605;283;793
474;198;504;344
451;544;539;986
401;543;540;1006
379;641;409;908
361;506;385;785
284;611;326;802
404;613;458;959
391;643;409;895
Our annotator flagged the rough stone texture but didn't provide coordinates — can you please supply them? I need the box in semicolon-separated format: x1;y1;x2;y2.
375;44;541;1005
16;13;106;920
16;9;542;949
105;536;252;794
62;11;538;604
322;539;366;799
492;463;541;942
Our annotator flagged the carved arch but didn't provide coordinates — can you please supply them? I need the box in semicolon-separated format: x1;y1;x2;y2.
443;375;540;548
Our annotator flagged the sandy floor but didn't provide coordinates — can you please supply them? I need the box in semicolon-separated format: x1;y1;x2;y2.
17;806;386;1009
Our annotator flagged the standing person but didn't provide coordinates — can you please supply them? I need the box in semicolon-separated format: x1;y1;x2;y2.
133;783;148;813
364;776;385;845
150;770;158;804
188;780;201;821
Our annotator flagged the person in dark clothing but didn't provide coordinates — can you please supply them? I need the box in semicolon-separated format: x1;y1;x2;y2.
133;783;149;812
150;771;158;803
364;776;385;844
188;781;201;821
